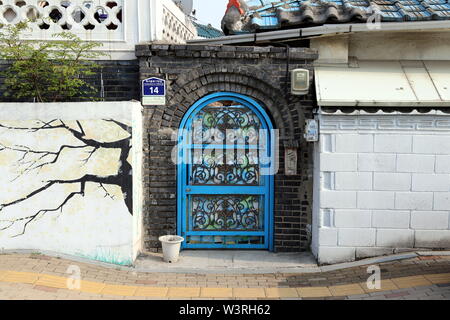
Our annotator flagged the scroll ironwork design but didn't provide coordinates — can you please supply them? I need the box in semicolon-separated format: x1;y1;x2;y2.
192;195;262;231
192;106;261;145
191;149;260;185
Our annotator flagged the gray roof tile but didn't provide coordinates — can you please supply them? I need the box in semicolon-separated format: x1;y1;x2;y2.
222;0;450;34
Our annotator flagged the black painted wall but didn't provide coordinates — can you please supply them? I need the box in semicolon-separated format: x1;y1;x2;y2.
0;60;140;102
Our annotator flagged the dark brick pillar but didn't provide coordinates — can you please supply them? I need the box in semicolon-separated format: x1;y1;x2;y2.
136;43;318;253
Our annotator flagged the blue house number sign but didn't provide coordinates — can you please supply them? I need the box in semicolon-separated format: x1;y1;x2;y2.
142;77;166;105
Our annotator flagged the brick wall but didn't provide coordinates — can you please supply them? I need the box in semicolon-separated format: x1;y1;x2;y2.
312;110;450;265
136;43;319;253
0;60;140;102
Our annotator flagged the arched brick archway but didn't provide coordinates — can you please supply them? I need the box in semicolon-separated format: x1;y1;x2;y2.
138;44;317;253
150;66;298;146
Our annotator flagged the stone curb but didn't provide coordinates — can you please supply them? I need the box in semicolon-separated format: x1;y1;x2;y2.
0;250;450;274
416;251;450;256
3;249;449;275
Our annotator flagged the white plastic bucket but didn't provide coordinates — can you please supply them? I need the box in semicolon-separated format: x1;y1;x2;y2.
159;235;184;263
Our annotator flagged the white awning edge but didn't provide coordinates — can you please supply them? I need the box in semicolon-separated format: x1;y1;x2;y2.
315;60;450;107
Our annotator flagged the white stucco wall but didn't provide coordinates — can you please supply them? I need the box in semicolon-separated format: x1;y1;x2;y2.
311;30;450;64
312;110;450;265
0;102;143;266
348;31;450;62
132;102;144;261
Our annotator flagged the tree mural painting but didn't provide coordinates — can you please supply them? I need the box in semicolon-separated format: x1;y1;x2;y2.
0;119;132;237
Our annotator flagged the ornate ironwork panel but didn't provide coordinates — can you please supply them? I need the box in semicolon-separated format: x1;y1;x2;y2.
192;105;261;145
191;149;260;185
191;195;263;231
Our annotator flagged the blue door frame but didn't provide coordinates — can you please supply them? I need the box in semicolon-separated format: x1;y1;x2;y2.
177;92;275;251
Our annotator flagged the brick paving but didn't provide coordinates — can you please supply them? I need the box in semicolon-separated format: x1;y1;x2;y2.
0;253;449;300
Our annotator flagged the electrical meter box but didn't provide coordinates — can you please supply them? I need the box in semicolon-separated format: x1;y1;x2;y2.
291;69;310;95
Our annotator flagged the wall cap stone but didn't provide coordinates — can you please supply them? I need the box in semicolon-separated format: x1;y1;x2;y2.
135;43;318;61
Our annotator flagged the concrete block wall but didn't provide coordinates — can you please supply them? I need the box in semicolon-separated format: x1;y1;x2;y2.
312;110;450;265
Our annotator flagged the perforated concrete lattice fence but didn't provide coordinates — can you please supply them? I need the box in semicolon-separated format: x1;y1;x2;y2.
0;0;198;59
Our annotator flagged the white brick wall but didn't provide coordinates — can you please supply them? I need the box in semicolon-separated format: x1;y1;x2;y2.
372;210;410;228
321;191;356;208
312;111;450;265
415;230;450;247
413;135;450;154
357;191;395;209
374;135;412;153
335;172;372;190
374;173;411;191
320;153;357;171
397;154;435;173
317;247;356;264
336;134;374;153
318;228;338;246
435;193;450;210
436;156;450;173
338;228;376;246
411;211;449;230
358;154;396;172
376;229;415;248
334;210;372;228
395;192;433;210
412;174;450;191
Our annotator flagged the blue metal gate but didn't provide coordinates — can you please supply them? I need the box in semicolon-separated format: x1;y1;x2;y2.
177;92;275;250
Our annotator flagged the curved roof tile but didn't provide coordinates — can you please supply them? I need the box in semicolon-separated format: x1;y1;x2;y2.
194;22;225;38
222;0;450;34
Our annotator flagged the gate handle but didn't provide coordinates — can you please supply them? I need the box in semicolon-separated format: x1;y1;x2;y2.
186;188;191;192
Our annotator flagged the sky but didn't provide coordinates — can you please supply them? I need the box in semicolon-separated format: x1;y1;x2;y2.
193;0;229;29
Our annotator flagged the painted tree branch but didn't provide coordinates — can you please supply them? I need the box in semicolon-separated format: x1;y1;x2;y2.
0;119;133;236
0;119;65;131
0;143;88;179
0;182;86;237
104;119;132;134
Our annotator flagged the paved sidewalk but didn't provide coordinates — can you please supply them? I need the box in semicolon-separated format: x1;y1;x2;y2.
0;252;449;300
134;251;318;273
